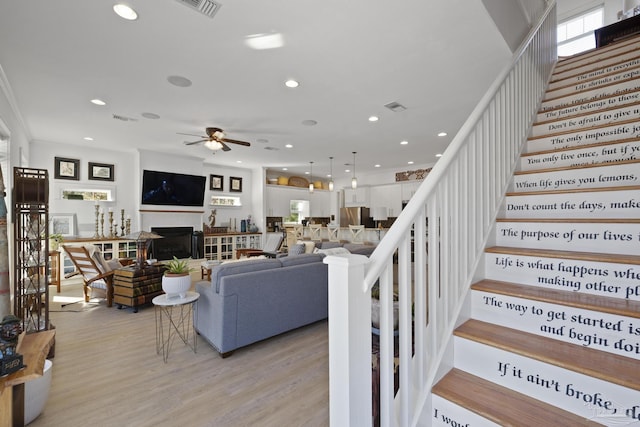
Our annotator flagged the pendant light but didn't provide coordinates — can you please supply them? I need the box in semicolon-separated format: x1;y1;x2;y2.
351;151;358;189
308;161;314;193
328;156;334;191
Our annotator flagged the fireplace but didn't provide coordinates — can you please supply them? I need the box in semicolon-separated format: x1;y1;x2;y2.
150;227;194;260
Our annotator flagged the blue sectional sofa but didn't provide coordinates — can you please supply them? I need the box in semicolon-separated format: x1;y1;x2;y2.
194;253;328;357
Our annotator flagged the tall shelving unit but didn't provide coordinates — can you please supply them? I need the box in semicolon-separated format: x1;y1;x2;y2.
12;167;50;333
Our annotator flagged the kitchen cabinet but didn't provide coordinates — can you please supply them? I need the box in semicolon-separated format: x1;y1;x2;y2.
369;184;401;217
401;181;421;202
343;187;369;207
309;191;330;217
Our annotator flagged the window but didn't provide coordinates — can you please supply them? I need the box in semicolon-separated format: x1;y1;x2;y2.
557;7;603;56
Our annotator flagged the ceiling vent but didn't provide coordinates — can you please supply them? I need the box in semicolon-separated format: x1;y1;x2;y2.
384;101;407;112
112;114;138;122
175;0;222;18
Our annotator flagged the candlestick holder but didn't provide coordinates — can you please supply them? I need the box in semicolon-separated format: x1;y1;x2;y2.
120;209;125;237
93;205;100;239
108;211;114;238
126;218;131;235
100;213;105;239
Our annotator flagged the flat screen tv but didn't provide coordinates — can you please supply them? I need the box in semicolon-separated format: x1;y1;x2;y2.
141;170;206;207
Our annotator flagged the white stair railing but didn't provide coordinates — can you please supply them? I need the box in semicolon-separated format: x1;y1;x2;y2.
324;2;558;425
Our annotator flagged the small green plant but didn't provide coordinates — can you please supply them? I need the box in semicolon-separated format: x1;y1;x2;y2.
49;233;64;243
164;256;193;275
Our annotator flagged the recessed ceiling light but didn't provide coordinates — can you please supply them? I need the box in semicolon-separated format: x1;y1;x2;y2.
400;140;408;145
90;99;106;106
436;153;443;157
285;144;293;148
245;33;284;50
438;132;447;137
167;75;192;87
305;171;310;175
301;120;317;126
84;137;94;141
236;160;242;164
141;112;160;119
113;4;138;20
374;164;381;168
285;79;299;88
368;116;379;122
408;161;414;165
345;169;351;173
282;167;288;171
257;138;269;143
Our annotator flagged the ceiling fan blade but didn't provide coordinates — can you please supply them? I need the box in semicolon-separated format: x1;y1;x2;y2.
177;132;206;138
220;141;232;151
222;138;251;147
184;139;208;145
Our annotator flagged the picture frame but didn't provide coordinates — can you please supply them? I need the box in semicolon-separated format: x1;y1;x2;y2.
210;174;223;191
88;162;115;181
54;157;80;180
230;176;242;192
50;213;77;238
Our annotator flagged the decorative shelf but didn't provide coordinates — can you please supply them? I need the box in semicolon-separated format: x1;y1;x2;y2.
211;196;242;207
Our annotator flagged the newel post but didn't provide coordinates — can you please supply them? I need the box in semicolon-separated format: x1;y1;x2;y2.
324;253;372;426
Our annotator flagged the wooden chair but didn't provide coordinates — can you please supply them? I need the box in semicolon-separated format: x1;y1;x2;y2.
349;225;365;243
62;245;118;307
308;224;323;241
235;233;284;259
327;225;341;242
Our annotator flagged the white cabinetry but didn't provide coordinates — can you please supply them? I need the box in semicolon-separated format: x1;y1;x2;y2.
401;181;421;202
309;191;331;217
369;184;402;217
203;233;261;261
343;187;369;207
265;186;294;217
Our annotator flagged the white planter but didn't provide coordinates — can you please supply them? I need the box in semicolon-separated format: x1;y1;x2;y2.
162;273;191;298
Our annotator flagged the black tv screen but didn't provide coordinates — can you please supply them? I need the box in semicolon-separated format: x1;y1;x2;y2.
141;170;206;207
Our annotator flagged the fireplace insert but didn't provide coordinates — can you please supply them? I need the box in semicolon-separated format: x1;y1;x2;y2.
150;227;194;260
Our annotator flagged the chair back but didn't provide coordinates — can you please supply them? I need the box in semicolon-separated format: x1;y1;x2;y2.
348;225;365;243
62;245;103;280
308;224;323;241
263;233;284;252
327;225;341;242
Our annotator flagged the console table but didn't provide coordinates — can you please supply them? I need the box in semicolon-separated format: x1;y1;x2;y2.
113;264;166;312
595;13;640;47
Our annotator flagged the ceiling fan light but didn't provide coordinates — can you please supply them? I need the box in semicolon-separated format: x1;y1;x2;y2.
204;140;223;150
213;130;225;139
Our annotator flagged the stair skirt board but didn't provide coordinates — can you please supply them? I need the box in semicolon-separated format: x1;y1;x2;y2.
431;34;640;426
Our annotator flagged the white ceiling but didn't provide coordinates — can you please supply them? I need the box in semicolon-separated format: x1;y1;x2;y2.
0;0;515;179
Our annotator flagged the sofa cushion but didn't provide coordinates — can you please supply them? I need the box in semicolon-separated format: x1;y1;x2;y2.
211;258;281;292
288;243;306;256
316;241;343;249
278;253;324;267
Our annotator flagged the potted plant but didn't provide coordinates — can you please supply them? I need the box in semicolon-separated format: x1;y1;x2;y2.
162;256;193;298
49;233;64;251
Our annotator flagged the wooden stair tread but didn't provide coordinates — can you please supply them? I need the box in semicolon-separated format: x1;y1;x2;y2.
522;137;640;158
547;63;640;94
454;320;640;391
472;279;640;320
433;368;602;426
551;53;640;85
535;98;640;126
555;34;640;67
506;185;640;197
485;246;640;266
543;75;640;104
514;158;640;176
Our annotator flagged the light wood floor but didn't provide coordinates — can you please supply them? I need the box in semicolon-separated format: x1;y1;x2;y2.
31;279;329;427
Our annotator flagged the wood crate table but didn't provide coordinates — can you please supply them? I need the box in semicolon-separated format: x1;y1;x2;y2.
113;264;166;313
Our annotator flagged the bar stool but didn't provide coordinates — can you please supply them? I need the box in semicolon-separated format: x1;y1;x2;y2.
349;225;365;243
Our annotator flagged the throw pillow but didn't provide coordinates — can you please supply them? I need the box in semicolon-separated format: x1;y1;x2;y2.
296;240;316;254
317;247;351;256
288;243;306;256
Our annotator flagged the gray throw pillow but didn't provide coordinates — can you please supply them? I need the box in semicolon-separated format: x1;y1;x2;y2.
288;243;306;256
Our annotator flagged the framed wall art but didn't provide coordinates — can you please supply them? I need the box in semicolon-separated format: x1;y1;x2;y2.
210;174;223;191
50;213;77;238
54;157;80;180
88;162;115;181
230;176;242;192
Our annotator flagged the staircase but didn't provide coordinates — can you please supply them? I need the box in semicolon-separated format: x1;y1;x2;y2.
431;36;640;425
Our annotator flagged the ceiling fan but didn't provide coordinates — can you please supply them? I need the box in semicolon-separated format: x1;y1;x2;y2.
181;127;251;152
